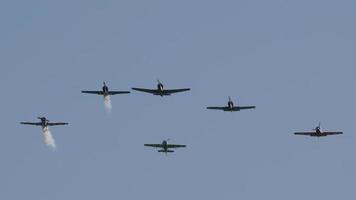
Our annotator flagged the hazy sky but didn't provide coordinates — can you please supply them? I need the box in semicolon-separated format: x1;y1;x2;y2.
1;1;356;199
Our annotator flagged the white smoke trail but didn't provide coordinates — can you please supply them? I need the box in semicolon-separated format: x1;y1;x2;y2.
42;127;56;150
104;95;112;113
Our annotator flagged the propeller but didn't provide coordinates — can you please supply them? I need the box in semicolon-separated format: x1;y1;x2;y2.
313;122;321;130
228;97;234;107
38;117;49;122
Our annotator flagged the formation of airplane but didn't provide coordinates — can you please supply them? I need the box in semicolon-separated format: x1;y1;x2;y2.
207;97;256;112
144;140;186;154
20;117;68;128
294;123;343;137
132;80;190;96
82;82;130;97
20;80;344;151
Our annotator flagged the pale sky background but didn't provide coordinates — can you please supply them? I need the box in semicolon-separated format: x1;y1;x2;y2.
1;0;356;199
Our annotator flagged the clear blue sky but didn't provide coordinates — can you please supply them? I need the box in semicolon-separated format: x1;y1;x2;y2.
1;0;356;199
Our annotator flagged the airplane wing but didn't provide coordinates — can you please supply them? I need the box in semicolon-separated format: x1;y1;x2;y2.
206;106;227;110
47;122;69;126
163;88;190;94
144;144;163;148
81;91;104;95
20;122;42;126
132;88;158;94
108;91;130;95
324;131;343;135
132;88;190;95
166;144;186;148
237;106;256;110
294;132;314;136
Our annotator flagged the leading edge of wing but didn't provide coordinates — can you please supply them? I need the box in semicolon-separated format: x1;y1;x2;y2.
324;131;343;135
20;122;42;126
294;132;313;135
48;122;69;126
164;88;190;94
132;88;158;94
144;144;163;148
108;91;130;95
167;144;186;148
237;106;256;110
206;106;226;110
81;91;104;95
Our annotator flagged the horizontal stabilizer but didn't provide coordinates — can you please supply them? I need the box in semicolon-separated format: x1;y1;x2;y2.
158;150;174;153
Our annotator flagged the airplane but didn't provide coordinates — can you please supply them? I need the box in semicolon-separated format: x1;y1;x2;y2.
206;97;256;112
20;117;68;128
82;82;130;96
294;123;343;137
144;140;186;154
132;80;190;96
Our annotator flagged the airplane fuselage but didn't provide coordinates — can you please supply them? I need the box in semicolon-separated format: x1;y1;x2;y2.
312;127;327;137
157;83;164;96
158;140;175;154
39;117;49;127
228;101;234;110
162;140;168;152
102;82;109;96
227;100;240;111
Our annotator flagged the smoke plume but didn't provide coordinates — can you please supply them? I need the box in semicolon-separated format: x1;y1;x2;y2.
104;95;112;113
42;127;56;150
